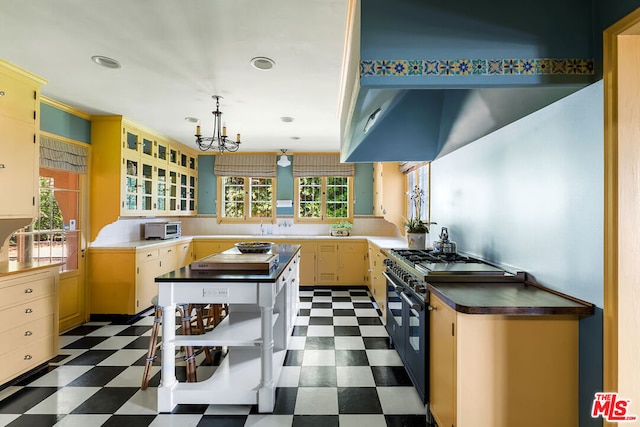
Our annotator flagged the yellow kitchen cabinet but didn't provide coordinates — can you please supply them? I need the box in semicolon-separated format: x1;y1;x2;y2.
58;271;86;333
316;240;366;286
316;242;339;284
284;240;316;285
192;239;237;260
0;266;59;386
0;60;45;222
429;293;580;427
373;162;405;233
368;242;387;319
90;116;199;241
337;241;367;285
88;240;191;316
176;240;194;267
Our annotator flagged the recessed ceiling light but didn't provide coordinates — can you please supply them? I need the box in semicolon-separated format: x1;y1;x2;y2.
290;136;300;140
250;57;275;71
280;116;294;123
184;117;199;123
91;55;122;69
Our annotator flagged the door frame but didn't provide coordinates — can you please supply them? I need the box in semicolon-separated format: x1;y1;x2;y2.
603;8;640;422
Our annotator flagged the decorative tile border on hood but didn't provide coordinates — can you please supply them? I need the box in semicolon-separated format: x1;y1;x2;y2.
360;58;594;76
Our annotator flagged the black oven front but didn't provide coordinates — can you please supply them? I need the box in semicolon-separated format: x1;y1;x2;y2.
383;270;428;402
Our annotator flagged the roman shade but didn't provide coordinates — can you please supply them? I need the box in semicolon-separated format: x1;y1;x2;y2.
213;154;277;177
292;154;355;177
40;135;88;174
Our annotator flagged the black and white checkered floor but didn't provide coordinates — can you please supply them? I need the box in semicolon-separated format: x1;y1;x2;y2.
0;287;432;427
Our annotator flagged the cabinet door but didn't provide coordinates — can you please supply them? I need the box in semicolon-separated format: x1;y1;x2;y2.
136;259;159;312
176;241;193;267
122;156;140;213
156;166;168;213
316;243;338;284
337;242;366;285
0;71;37;124
429;294;456;427
0;116;37;217
287;241;316;285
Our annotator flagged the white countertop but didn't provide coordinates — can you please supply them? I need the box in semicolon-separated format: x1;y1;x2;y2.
90;235;408;250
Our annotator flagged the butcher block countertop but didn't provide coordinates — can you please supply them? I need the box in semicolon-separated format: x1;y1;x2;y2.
427;277;594;316
155;244;300;283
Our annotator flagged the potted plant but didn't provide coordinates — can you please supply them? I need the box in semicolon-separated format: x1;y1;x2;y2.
404;186;432;249
330;220;353;237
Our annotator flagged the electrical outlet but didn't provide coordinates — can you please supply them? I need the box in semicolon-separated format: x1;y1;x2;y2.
203;288;229;297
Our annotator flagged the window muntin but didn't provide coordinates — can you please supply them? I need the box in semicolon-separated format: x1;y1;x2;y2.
9;168;80;272
296;176;352;223
219;176;274;222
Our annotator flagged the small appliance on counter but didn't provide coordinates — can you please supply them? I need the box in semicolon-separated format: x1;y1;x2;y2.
433;226;457;254
144;221;181;239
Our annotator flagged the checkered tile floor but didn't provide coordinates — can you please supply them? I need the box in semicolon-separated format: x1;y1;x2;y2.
0;287;433;426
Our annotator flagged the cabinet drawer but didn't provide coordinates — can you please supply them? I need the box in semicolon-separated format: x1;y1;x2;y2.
0;296;56;333
136;248;159;263
0;336;56;385
338;242;366;253
0;274;55;310
0;314;55;356
159;245;176;257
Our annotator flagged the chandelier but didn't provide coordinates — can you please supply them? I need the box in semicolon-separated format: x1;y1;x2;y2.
195;95;241;153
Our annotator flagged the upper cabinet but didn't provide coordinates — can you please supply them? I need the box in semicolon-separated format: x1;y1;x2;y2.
0;60;46;246
339;0;598;163
90;116;198;241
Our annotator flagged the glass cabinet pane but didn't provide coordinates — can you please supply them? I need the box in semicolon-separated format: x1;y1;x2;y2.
158;144;167;161
189;156;196;170
142;138;153;156
126;132;138;151
170;149;177;164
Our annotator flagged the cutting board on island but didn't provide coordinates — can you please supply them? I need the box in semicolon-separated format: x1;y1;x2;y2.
191;253;279;272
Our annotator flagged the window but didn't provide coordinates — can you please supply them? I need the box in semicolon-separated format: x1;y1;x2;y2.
295;176;353;222
9;168;80;272
406;163;430;223
218;176;274;221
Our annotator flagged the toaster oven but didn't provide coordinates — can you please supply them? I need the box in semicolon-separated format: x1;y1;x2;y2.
144;221;181;239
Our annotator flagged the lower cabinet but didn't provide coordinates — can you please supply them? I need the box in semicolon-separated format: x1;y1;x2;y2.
0;266;59;385
192;239;236;260
429;293;580;427
367;242;386;319
89;239;193;316
317;241;367;286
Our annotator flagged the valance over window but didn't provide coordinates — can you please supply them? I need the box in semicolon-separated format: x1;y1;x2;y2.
213;154;277;177
40;135;88;174
292;154;355;177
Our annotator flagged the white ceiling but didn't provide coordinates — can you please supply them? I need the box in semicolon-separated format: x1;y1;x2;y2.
0;0;349;153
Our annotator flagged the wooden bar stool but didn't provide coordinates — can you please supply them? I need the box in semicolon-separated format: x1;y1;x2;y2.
141;297;197;390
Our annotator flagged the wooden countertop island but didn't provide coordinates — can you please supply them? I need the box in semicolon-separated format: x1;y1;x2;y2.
155;244;301;413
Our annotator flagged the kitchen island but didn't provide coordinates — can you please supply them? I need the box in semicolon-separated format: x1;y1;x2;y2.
155;244;300;413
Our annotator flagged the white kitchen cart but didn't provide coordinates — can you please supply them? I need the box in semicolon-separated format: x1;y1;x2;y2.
155;245;300;413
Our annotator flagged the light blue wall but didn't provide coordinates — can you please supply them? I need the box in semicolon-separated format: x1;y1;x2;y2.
276;156;294;216
354;163;374;215
430;80;603;426
197;155;216;214
40;103;91;143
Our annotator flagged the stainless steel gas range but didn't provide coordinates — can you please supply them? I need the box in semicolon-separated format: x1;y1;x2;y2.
383;248;512;403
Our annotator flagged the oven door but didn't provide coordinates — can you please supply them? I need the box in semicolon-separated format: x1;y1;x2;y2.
401;289;427;401
384;272;405;357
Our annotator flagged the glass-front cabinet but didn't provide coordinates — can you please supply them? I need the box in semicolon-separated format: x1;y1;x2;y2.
91;116;200;240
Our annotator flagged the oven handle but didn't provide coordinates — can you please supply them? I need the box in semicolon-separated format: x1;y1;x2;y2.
382;271;403;291
400;291;423;311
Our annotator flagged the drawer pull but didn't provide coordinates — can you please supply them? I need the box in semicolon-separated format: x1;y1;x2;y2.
0;91;5;96
24;288;33;293
25;308;33;314
147;253;153;257
167;249;172;253
24;355;32;360
24;331;33;336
